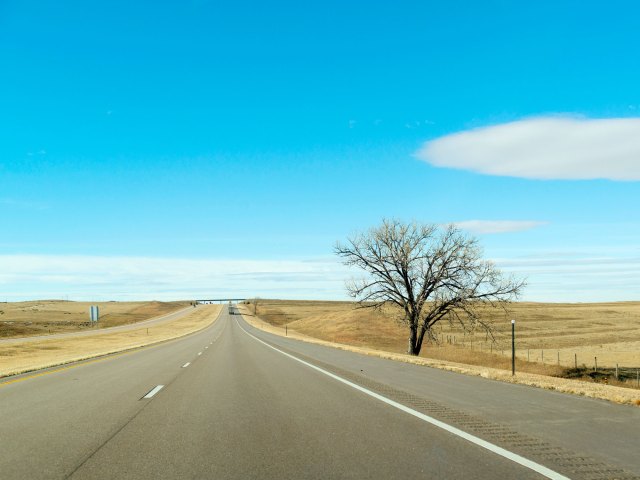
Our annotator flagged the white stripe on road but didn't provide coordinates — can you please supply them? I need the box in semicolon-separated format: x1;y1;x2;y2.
182;362;191;368
236;318;570;480
142;385;164;399
197;352;202;356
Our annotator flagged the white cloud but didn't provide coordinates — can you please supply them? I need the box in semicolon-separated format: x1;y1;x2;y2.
416;116;640;180
0;251;637;303
493;253;640;302
0;255;350;301
454;220;546;234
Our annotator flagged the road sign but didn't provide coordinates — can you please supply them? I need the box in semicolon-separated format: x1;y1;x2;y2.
90;305;100;322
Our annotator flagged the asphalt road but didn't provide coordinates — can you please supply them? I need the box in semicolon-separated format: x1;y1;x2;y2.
1;307;638;480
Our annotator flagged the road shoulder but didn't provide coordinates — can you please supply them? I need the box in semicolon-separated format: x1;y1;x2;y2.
237;305;640;407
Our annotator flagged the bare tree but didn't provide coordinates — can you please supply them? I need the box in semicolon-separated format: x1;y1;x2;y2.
335;219;525;356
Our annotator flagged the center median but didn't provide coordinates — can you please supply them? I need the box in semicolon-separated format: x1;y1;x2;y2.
0;305;223;379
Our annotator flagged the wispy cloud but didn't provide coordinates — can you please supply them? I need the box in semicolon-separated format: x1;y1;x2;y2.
404;120;434;129
0;255;350;301
0;198;49;210
454;220;547;234
493;253;640;302
0;252;637;302
26;149;46;156
416;116;640;180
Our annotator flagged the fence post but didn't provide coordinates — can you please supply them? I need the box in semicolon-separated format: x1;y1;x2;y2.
615;363;618;381
557;351;560;366
594;357;598;373
511;320;515;376
541;349;544;364
574;353;577;369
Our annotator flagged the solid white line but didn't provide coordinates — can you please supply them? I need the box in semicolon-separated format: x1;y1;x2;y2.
235;318;570;480
143;385;164;399
182;362;190;368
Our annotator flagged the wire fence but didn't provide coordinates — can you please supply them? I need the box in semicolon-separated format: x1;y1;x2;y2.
429;331;640;388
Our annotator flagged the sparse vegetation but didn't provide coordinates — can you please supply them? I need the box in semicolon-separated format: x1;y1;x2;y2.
248;299;640;390
0;300;190;338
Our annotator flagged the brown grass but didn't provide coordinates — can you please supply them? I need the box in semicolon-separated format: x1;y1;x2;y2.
244;299;640;397
0;300;191;338
0;305;222;378
249;299;640;365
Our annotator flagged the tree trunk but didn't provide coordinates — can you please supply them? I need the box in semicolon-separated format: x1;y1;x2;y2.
408;323;419;355
414;326;428;356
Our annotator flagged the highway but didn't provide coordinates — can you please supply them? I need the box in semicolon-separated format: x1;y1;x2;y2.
1;307;639;479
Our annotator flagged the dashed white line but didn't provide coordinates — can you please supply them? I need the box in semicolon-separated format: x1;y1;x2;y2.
235;318;570;480
142;385;164;399
197;352;202;356
182;362;191;368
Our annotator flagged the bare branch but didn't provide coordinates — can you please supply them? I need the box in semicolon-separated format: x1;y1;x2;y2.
335;219;526;355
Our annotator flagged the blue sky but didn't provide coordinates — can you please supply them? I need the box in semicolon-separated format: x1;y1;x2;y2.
1;0;639;301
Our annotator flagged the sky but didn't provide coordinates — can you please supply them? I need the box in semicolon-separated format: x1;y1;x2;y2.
1;0;639;302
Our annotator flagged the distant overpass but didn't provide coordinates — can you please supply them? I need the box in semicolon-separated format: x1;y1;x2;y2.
195;299;247;304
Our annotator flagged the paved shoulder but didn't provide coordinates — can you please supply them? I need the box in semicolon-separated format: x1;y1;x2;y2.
240;314;640;479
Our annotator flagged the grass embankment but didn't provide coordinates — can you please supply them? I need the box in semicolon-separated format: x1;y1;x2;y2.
241;300;640;406
0;300;191;338
0;304;222;378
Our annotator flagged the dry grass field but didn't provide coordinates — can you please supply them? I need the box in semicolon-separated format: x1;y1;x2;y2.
0;304;222;377
0;300;190;338
247;299;640;388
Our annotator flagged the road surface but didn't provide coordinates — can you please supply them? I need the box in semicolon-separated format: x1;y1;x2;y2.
1;307;638;479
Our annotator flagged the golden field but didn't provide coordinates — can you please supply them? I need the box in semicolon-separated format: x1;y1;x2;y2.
0;304;222;378
0;300;190;338
247;299;640;383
